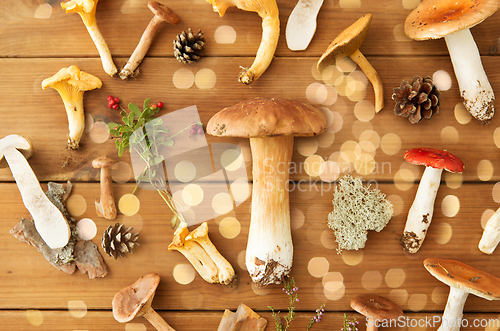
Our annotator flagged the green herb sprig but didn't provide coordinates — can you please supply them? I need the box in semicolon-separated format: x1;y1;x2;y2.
341;313;358;331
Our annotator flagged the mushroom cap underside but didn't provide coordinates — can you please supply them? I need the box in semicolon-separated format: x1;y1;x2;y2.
61;0;97;14
148;1;180;25
424;258;500;300
206;97;327;138
317;13;372;71
404;147;464;173
112;273;161;323
92;155;116;169
0;134;34;169
42;65;102;91
350;294;403;321
404;0;499;40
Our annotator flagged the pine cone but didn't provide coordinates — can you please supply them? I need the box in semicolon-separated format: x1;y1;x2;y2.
173;28;205;64
101;223;139;259
392;76;440;124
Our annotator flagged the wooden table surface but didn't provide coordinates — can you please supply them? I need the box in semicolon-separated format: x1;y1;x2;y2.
2;0;500;330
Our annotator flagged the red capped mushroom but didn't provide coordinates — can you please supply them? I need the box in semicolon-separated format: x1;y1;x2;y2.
402;148;464;253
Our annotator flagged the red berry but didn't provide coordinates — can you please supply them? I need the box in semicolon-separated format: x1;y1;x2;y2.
151;104;157;110
190;127;197;135
108;103;113;109
157;102;163;108
112;104;119;110
197;127;204;135
108;99;116;106
107;95;114;101
114;97;120;104
192;124;198;129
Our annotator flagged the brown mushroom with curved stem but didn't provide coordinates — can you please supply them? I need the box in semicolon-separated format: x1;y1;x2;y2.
424;258;500;331
92;156;117;220
350;294;403;331
207;97;326;286
119;2;179;80
112;273;176;331
317;14;384;112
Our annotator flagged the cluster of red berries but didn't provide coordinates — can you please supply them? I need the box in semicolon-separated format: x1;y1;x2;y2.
190;123;204;135
150;101;164;109
107;95;120;109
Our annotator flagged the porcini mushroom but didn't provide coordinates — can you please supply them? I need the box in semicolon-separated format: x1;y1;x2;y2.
113;273;175;331
317;14;384;112
119;2;179;80
0;134;70;249
402;148;464;253
207;97;327;286
286;0;324;51
404;0;499;123
42;65;102;150
92;156;117;220
207;0;279;84
61;0;117;77
424;258;500;331
350;294;403;331
479;206;500;254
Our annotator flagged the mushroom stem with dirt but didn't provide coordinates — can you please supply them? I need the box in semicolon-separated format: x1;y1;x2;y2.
424;258;500;331
0;135;70;249
207;97;326;286
113;273;176;331
350;294;403;331
92;156;117;220
479;206;500;254
42;65;102;150
317;14;384;112
207;0;280;84
402;148;464;253
119;1;179;80
404;0;499;123
61;0;117;77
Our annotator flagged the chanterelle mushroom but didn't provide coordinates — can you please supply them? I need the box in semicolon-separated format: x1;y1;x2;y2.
42;65;102;150
61;0;117;76
404;0;499;123
207;97;327;286
113;273;176;331
402;148;464;253
0;135;70;249
350;294;403;331
424;258;500;331
207;0;280;84
317;14;384;113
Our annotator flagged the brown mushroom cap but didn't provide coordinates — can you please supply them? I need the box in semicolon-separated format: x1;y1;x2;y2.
317;14;372;71
148;1;180;25
206;97;327;138
350;294;403;321
92;155;116;169
0;135;34;169
424;258;500;300
404;0;499;40
112;273;161;323
404;148;464;173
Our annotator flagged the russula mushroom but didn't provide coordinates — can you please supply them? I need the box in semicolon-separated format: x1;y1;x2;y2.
218;303;268;331
207;0;279;84
92;156;117;220
317;14;384;112
0;134;70;249
119;2;179;80
404;0;499;123
350;294;403;331
61;0;117;77
479;207;500;254
285;0;324;51
113;273;175;331
42;65;102;150
424;258;500;331
402;148;464;253
207;97;327;286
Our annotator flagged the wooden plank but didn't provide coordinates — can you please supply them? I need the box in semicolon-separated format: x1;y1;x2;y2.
1;57;500;183
1;182;500;312
1;0;499;58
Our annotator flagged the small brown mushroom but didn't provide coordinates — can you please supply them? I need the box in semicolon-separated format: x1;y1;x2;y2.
218;303;267;331
350;294;403;331
112;273;176;331
92;156;117;220
119;1;179;79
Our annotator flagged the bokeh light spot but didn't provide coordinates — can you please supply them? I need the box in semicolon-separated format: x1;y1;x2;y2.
34;3;52;18
445;172;463;189
112;161;133;183
482;209;495;229
76;218;97;240
304;155;325;177
88;121;109;144
440;126;459;144
454;103;472;124
387;195;405;216
230;178;250;203
195;68;217;89
441;195;460;217
214;25;237;43
389;289;409;307
433;69;452;91
175;160;196;182
354;100;375;122
182;184;204;207
296;137;319;156
341;250;363;266
118;194;140;216
308;257;330;278
291;208;305;230
361;271;382;290
380;133;402;155
173;264;196;285
219;216;241;239
432;222;453;245
173;68;194;89
68;300;87;318
478;159;494;181
26;310;43;326
408;294;428;311
385;268;406;288
212;192;233;215
66;194;87;217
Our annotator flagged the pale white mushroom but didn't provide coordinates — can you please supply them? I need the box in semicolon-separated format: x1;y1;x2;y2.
0;135;70;249
286;0;324;51
479;207;500;254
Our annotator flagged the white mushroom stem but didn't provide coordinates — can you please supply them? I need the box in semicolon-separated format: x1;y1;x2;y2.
438;286;469;331
86;24;117;77
403;166;443;253
245;136;293;286
479;206;500;254
119;15;163;80
444;28;494;123
1;144;70;249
